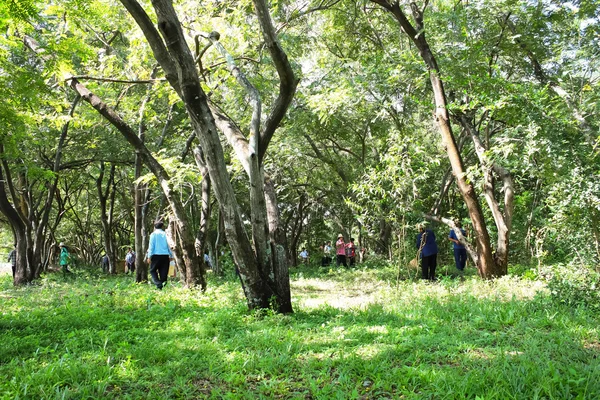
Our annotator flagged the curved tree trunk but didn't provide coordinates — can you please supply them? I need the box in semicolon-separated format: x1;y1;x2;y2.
118;0;296;309
458;115;514;274
97;162;117;274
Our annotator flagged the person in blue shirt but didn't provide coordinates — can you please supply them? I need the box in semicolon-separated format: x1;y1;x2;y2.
416;224;438;281
146;221;173;290
448;221;468;273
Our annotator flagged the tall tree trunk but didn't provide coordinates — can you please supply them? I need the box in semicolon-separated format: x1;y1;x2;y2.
458;115;514;274
135;126;148;282
97;162;117;274
145;0;276;307
0;149;28;285
265;175;292;313
119;0;297;309
192;146;212;266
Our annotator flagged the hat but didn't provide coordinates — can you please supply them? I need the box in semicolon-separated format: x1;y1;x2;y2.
59;242;65;247
337;233;343;238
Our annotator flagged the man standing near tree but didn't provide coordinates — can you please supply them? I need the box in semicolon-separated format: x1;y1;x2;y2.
146;221;173;290
416;224;438;281
449;221;468;274
7;244;16;278
125;247;136;274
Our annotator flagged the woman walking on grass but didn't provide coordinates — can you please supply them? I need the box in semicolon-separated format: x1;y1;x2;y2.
59;243;72;274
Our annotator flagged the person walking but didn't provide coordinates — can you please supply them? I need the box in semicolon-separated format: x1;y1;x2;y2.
146;221;173;290
335;234;347;268
125;247;136;274
7;244;16;278
101;254;109;273
299;248;309;264
416;224;438;281
449;222;468;274
59;243;72;274
322;241;333;266
203;251;213;269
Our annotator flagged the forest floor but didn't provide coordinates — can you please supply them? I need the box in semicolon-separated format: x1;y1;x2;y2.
0;262;598;399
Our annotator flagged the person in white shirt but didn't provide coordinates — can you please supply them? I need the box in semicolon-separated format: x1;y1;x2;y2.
125;248;136;274
299;248;309;264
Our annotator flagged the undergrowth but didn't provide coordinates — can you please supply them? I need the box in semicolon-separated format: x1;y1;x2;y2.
0;263;599;399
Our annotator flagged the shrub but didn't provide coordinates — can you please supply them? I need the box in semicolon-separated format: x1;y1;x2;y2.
541;263;600;310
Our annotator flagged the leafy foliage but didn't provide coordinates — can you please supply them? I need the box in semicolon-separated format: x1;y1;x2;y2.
542;264;600;311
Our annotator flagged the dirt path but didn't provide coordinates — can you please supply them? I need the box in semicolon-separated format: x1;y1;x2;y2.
291;277;387;309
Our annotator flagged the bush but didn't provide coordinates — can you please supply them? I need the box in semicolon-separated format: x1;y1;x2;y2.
541;263;600;310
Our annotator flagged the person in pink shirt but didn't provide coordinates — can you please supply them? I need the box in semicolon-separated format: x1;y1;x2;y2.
345;238;356;267
335;234;347;268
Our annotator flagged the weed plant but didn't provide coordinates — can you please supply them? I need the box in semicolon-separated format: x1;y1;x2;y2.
1;263;599;399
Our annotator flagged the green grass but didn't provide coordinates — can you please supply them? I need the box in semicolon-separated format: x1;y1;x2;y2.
1;264;599;399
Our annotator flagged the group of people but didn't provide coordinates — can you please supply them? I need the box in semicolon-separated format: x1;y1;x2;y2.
101;248;137;274
3;221;172;291
5;220;469;287
416;221;468;281
299;234;359;268
334;235;357;267
6;242;72;278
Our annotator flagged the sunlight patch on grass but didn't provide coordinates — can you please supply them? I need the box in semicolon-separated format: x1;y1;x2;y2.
292;276;389;309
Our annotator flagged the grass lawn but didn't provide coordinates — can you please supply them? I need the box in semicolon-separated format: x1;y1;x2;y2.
1;263;599;399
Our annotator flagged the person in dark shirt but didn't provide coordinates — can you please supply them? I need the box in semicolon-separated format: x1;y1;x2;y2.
449;221;468;273
416;224;438;281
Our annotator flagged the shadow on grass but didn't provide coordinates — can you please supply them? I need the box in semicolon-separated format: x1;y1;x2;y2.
0;271;599;399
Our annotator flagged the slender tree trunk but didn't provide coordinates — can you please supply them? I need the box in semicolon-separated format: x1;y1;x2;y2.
192;146;211;264
134;153;147;282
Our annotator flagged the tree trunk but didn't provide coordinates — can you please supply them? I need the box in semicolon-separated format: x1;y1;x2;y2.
458;115;514;274
134;144;148;281
0;150;28;285
265;175;293;313
97;162;117;274
148;0;277;308
120;0;296;309
192;146;212;267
